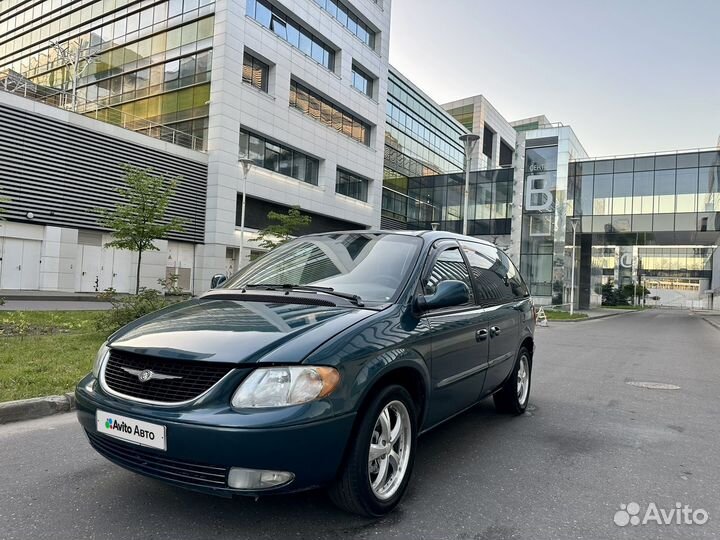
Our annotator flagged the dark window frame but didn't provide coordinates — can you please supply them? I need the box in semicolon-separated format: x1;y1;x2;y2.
239;127;319;185
247;0;335;71
242;51;269;92
336;168;370;201
351;63;374;98
290;79;371;146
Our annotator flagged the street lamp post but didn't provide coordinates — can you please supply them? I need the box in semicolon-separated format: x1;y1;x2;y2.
459;133;480;235
569;217;581;315
238;158;253;265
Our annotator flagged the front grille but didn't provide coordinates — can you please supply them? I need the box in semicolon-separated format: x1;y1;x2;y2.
103;350;233;403
86;430;228;488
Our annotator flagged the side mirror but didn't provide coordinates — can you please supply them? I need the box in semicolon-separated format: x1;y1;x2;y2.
414;280;470;313
210;274;227;289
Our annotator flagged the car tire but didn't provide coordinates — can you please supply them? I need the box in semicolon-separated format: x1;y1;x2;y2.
493;346;532;415
329;384;417;517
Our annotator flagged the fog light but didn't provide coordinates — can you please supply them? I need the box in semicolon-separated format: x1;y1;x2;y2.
227;467;294;490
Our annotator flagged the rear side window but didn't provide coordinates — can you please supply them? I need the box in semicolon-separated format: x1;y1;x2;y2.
424;246;475;306
460;242;527;305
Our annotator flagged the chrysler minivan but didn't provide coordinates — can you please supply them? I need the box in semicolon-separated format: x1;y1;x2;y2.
76;231;535;516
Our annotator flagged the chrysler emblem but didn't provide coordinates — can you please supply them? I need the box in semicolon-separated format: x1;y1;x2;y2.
120;367;183;383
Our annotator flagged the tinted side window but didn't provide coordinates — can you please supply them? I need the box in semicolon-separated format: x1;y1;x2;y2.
424;246;475;306
460;242;518;304
499;250;530;298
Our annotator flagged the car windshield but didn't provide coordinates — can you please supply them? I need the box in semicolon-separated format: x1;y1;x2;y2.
223;233;423;303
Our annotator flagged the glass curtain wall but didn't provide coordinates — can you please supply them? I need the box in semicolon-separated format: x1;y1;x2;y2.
570;150;720;237
0;0;215;149
569;149;720;308
520;143;561;298
406;168;513;234
382;68;466;228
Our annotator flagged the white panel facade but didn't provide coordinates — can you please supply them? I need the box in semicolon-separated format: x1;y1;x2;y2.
195;0;391;291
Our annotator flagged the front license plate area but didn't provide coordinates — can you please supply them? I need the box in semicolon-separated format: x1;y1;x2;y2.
96;410;166;451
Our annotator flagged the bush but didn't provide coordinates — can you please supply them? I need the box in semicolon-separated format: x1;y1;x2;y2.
601;280;630;306
96;288;175;332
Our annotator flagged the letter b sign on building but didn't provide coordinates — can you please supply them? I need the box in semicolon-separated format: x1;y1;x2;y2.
525;175;553;212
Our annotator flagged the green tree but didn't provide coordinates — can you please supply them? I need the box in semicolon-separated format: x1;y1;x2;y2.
96;165;185;294
255;207;312;250
601;279;630;306
622;283;650;305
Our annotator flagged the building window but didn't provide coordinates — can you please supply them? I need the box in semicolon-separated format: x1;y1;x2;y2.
336;169;370;201
246;0;335;71
290;80;371;146
351;64;373;98
239;128;319;185
482;125;494;159
499;139;513;167
312;0;376;49
242;52;269;92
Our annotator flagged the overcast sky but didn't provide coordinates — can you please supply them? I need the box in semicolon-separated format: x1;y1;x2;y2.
388;0;719;157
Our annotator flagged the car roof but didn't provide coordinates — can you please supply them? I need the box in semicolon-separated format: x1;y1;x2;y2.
304;229;498;247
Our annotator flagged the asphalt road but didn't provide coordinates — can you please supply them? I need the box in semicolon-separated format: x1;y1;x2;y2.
1;310;719;539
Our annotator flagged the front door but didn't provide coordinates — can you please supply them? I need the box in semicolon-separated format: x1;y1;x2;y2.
424;241;490;426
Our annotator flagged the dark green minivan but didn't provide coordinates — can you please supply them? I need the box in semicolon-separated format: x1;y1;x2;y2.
76;231;535;516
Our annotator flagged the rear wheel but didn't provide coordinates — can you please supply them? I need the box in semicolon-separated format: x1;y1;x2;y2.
329;385;417;517
493;347;531;415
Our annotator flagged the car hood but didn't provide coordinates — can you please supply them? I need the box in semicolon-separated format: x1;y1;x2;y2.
108;296;377;364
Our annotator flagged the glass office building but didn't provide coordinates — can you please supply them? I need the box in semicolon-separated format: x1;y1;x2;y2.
406;168;513;235
381;67;467;228
567;149;720;308
0;0;214;149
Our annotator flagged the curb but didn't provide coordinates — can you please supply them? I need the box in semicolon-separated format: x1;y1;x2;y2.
0;392;76;425
544;310;639;324
702;317;720;331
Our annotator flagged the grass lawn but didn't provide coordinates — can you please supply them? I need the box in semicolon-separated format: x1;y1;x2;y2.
543;310;588;321
0;311;108;402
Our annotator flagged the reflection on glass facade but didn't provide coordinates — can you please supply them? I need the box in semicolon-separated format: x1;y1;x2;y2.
520;142;562;298
0;1;215;149
568;149;720;308
406;168;513;235
336;169;369;202
570;150;720;235
289;79;370;146
382;68;467;228
247;0;334;71
239;128;319;185
311;0;376;49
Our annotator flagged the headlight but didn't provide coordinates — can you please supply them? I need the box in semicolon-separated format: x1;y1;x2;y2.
231;366;340;408
92;342;110;378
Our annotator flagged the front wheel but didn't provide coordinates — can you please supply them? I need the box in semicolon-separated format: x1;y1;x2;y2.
493;346;532;414
329;385;417;517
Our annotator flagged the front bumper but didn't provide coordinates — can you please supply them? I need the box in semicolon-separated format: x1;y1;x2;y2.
75;375;356;497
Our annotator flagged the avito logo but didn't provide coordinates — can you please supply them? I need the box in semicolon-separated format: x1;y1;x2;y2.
614;502;709;527
104;417;156;441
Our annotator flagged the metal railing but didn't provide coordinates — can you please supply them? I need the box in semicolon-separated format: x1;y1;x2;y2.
571;145;720;162
0;74;206;153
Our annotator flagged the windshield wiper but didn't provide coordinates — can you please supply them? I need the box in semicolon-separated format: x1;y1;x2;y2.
243;284;364;307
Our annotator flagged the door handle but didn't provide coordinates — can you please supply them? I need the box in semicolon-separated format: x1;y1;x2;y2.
490;326;501;337
475;328;488;342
